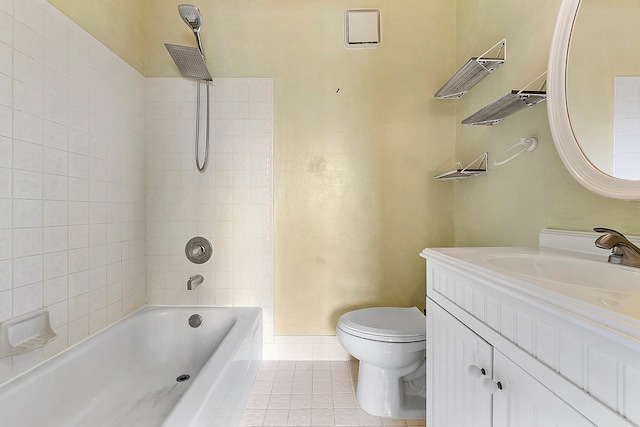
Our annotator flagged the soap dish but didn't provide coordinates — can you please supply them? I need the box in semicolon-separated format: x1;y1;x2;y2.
0;308;57;358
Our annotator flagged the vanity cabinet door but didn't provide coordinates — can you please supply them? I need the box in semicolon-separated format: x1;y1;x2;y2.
492;351;597;427
427;299;493;427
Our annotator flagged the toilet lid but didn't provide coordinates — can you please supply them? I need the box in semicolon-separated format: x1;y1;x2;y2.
337;307;426;343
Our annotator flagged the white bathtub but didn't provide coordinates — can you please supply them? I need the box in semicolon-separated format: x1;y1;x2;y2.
0;305;262;427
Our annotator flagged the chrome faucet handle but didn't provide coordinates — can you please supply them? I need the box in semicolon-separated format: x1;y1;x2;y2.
594;231;640;268
594;227;627;256
593;227;627;239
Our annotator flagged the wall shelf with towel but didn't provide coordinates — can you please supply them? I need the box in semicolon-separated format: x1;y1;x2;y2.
0;308;57;358
462;72;547;126
434;39;506;99
435;152;488;180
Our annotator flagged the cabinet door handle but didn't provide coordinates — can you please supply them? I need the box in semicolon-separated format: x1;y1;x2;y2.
481;377;503;394
467;364;486;379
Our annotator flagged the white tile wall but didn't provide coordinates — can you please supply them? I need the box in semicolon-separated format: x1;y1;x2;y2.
0;0;146;383
144;77;275;341
614;76;640;180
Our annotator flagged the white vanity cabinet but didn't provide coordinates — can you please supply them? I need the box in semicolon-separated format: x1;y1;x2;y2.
427;300;493;427
428;300;596;427
422;245;640;427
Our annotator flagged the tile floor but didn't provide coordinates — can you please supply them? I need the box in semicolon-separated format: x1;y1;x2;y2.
239;361;426;427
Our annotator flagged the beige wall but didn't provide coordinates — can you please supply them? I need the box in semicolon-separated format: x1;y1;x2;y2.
453;0;640;247
47;0;145;73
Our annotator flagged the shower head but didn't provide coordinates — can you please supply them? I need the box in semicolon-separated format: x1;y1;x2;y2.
178;4;205;55
165;43;213;81
179;4;202;32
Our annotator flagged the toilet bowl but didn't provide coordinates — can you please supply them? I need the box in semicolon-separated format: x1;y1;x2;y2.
336;307;426;419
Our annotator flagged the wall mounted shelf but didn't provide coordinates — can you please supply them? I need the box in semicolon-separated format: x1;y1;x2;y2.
462;72;547;126
434;39;506;99
435;152;488;180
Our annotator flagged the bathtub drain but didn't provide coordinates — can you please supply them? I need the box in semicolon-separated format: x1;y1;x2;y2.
176;374;191;382
189;314;203;328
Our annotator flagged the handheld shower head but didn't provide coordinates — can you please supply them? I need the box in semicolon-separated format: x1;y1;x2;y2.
178;4;205;55
179;4;202;32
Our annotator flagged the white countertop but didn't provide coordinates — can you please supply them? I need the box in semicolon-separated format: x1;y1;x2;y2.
421;245;640;346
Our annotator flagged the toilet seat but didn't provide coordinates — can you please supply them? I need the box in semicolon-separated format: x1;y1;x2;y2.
337;307;426;343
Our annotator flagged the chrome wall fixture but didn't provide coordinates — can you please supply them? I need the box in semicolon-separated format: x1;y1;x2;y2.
165;4;213;172
185;236;213;264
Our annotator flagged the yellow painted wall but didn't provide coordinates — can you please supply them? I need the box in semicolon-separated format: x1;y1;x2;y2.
47;0;145;73
453;0;640;247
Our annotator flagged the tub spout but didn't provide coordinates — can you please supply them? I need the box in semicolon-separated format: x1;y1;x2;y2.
187;274;204;290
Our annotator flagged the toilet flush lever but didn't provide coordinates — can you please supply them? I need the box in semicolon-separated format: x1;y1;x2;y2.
187;274;204;290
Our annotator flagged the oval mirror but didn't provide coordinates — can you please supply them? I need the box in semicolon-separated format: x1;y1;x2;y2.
548;0;640;199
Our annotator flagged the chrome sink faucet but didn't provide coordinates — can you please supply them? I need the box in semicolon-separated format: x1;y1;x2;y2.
594;227;640;268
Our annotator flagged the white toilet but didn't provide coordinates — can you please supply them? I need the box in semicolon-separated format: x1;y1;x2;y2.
336;306;426;419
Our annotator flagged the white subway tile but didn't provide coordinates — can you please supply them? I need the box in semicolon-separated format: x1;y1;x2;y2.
13;169;42;199
12;227;41;258
13;254;42;287
0;73;10;107
13;139;42;172
66;201;88;225
43;120;67;150
0;259;10;291
43;12;68;51
43;147;67;175
68;177;88;201
67;268;88;300
0;229;9;260
43;93;67;125
67;316;89;346
14;0;44;37
13;199;42;228
43;226;67;253
43;251;67;280
13;111;43;145
0;136;11;168
0;42;12;78
0;10;11;46
43;275;66;306
0;167;10;198
42;200;66;226
13;51;42;89
68;247;88;274
42;173;66;201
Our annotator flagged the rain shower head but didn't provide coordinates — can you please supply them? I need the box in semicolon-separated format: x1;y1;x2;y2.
178;4;205;55
165;43;213;81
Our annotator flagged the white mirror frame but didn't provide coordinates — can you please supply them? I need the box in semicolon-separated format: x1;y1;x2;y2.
547;0;640;200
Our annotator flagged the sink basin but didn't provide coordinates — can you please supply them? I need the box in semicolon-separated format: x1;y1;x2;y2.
485;254;640;294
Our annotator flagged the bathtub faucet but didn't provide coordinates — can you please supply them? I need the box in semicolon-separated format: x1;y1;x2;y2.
187;274;204;290
594;227;640;268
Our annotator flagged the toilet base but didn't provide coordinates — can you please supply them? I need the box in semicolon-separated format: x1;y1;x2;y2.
355;359;426;419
